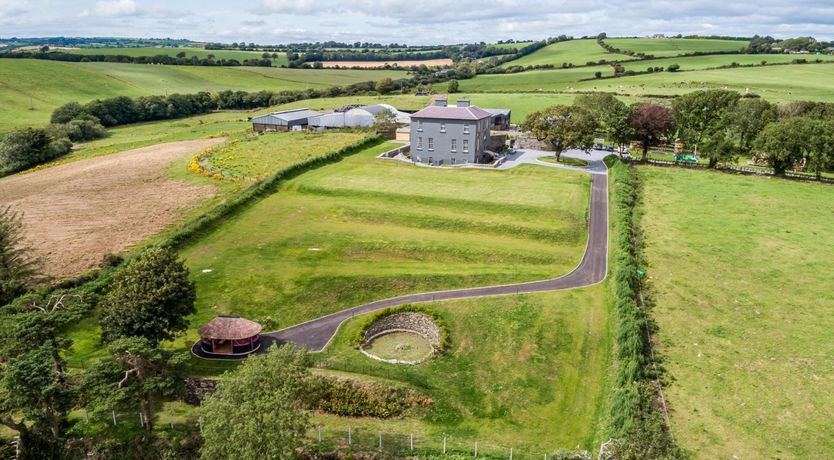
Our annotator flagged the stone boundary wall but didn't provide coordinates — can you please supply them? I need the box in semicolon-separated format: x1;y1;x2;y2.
363;312;441;347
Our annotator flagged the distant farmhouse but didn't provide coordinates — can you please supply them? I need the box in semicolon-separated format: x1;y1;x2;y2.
410;98;511;166
251;104;410;132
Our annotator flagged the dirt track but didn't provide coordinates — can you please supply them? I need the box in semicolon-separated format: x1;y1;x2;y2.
0;138;225;278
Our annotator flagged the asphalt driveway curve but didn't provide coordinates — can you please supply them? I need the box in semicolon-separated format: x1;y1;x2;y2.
248;149;613;353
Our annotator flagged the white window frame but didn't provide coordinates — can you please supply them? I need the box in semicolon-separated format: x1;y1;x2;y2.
440;122;446;133
417;136;423;151
451;139;457;152
463;123;470;134
428;137;434;151
463;139;469;152
417;120;423;132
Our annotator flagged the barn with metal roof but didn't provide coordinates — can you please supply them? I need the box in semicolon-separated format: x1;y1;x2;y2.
251;108;322;132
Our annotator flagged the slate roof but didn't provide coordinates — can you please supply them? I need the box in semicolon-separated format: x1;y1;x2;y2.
485;108;512;116
198;316;262;340
411;105;493;121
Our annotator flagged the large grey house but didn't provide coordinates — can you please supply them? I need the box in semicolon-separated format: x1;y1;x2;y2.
410;99;494;166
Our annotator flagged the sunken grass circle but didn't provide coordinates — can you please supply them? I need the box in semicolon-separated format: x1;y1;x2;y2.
356;306;449;365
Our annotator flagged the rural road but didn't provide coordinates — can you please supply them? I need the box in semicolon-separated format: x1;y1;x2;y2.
258;149;611;352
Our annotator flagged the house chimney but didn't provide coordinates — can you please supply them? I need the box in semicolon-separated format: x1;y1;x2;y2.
457;99;470;107
433;98;447;107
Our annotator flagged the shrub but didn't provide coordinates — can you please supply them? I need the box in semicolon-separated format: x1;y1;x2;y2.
0;127;72;174
304;375;427;418
667;63;680;72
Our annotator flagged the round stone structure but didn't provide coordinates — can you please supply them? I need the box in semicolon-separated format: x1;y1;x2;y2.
360;312;441;365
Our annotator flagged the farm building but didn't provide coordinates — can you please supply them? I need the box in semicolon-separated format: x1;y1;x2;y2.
308;108;375;128
251;108;322;132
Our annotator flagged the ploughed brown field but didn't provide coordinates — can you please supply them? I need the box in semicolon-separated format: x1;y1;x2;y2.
317;58;453;68
0;139;224;277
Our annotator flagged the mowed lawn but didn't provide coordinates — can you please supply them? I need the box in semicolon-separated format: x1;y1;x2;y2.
604;38;748;57
500;39;631;67
641;167;834;458
181;145;591;341
0;59;405;132
316;287;611;454
208;131;367;180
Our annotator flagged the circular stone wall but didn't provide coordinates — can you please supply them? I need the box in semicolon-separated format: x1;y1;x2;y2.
360;312;441;365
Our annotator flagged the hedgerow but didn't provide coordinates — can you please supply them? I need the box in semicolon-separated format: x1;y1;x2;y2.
604;156;686;459
304;375;429;418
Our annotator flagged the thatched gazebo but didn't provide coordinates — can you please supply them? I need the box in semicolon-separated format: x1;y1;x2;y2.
197;316;262;357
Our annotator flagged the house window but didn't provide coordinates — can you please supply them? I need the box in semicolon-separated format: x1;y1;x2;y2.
417;137;423;150
440;122;446;133
463;123;470;134
463;139;469;152
451;139;457;152
417;120;423;131
428;138;434;151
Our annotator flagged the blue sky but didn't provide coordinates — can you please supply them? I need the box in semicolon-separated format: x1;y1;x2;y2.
1;0;833;44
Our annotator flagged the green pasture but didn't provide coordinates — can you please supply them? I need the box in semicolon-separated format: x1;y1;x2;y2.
641;167;834;458
0;59;404;132
500;39;631;68
572;63;834;102
66;46;290;66
208;131;366;180
489;41;535;50
181;145;591;343
461;66;613;92
621;53;834;72
604;38;748;57
315;287;611;453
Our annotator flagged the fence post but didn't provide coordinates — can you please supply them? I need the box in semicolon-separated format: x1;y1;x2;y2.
474;441;478;458
111;411;117;426
443;436;447;454
509;447;513;460
378;432;382;449
139;411;144;427
348;428;352;446
83;408;89;423
317;426;322;442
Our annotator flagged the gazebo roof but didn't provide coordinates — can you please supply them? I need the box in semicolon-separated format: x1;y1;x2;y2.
198;316;262;340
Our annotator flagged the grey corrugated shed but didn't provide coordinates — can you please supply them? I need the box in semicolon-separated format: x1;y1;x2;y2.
252;108;321;125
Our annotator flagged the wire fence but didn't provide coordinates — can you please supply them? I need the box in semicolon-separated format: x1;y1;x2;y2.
66;405;590;460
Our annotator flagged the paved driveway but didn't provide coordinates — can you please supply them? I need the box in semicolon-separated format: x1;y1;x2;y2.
256;151;611;352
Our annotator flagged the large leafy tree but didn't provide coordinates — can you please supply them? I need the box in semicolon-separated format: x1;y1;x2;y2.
629;104;675;161
723;98;777;153
522;105;598;162
0;207;40;306
0;128;71;174
752;117;812;175
700;132;740;168
0;293;87;459
100;246;196;344
200;345;311;460
81;337;187;433
803;119;834;179
672;89;741;151
575;93;633;152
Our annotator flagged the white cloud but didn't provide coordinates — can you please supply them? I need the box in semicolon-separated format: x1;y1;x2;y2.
95;0;140;17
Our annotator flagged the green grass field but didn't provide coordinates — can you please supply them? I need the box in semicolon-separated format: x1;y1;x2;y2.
604;38;749;57
207;131;367;180
66;46;290;66
461;62;834;103
0;59;405;132
622;53;834;73
316;287;611;453
500;39;631;68
641;167;834;458
181;145;591;342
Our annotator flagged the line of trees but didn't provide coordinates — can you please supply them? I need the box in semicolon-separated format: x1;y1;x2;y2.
0;50;275;67
522;90;834;178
